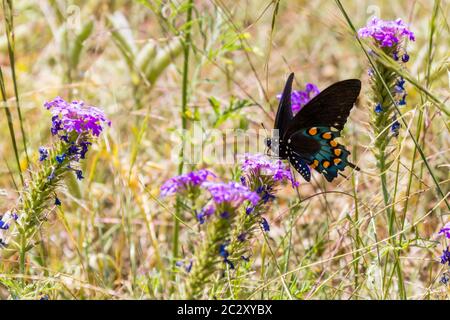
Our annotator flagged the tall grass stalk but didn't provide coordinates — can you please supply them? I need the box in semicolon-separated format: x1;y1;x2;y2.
0;67;23;186
2;0;29;165
173;0;194;271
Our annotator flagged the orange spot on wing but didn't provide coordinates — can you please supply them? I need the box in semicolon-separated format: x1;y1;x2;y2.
323;160;331;168
333;158;342;165
322;132;332;140
308;127;318;136
310;159;319;169
334;149;342;156
330;140;338;147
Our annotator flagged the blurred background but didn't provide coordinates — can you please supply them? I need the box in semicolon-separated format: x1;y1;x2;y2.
0;0;448;299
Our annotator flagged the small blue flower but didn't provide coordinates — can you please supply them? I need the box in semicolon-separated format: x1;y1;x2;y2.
237;233;246;242
75;170;84;180
55;154;66;164
241;255;250;262
261;218;270;232
197;212;206;225
262;189;276;203
219;243;229;259
393;51;399;61
398;94;407;106
440;272;450;285
0;220;10;230
47;169;55;181
240;176;246;186
185;260;193;273
440;247;450;265
12;212;18;221
395;78;405;93
220;211;230;219
68;143;79;155
245;206;254;215
391;118;401;136
219;243;235;269
401;53;409;63
374;103;383;114
39;147;48;161
55;197;61;206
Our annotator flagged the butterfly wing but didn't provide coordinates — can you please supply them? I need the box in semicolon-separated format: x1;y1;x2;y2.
287;127;358;182
274;73;295;138
288;152;311;182
284;79;361;139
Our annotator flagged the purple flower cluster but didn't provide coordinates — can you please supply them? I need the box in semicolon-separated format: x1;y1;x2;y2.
42;97;110;165
202;182;260;207
45;97;111;138
360;17;414;136
241;153;298;187
39;98;110;206
277;83;320;113
160;169;216;197
358;17;415;47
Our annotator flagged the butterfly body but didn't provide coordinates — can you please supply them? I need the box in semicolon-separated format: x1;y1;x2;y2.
267;73;360;182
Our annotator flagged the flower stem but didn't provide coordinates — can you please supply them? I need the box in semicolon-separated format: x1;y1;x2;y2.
173;0;194;271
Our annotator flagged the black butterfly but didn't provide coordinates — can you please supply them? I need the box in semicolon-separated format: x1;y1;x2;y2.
266;73;361;182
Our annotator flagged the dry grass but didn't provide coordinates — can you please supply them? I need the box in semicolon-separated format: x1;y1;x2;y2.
0;0;448;299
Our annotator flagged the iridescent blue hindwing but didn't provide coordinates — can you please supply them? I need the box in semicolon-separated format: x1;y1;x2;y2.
287;126;356;182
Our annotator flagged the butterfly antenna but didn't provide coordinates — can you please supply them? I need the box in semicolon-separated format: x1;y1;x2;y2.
261;122;268;136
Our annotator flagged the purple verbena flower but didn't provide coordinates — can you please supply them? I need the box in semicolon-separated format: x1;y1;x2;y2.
202;181;260;207
45;97;110;138
160;169;216;197
277;83;320;113
240;153;298;187
358;17;415;47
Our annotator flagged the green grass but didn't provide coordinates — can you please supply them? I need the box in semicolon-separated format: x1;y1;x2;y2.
0;0;448;300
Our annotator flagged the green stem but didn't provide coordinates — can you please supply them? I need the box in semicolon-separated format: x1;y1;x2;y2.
3;0;29;165
0;66;23;186
173;0;194;270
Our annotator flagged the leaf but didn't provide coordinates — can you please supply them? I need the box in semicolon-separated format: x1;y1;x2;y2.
136;39;157;75
146;37;183;83
108;12;137;68
208;96;221;116
69;20;94;69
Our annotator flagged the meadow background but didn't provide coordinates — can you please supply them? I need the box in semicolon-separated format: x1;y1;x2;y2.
0;0;448;299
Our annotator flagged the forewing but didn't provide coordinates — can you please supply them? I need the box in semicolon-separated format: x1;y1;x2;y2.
284;79;361;139
274;73;295;138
